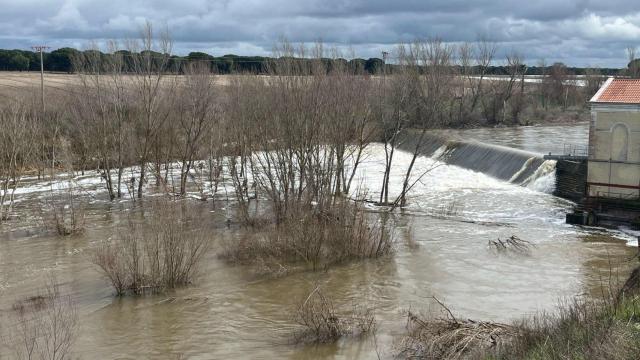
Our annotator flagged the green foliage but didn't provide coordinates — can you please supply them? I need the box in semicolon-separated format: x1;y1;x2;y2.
0;46;624;75
9;53;29;70
0;49;32;70
364;57;384;74
46;47;81;72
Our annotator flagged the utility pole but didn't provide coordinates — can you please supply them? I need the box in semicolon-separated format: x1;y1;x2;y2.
31;45;50;113
381;51;389;77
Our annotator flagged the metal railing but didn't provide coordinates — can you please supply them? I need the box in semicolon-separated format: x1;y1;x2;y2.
562;143;591;157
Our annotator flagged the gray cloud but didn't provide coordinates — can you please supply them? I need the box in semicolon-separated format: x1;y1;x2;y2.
0;0;639;66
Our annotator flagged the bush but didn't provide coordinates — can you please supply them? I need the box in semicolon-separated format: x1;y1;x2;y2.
220;200;394;273
45;182;85;236
3;279;78;360
293;286;375;344
93;200;211;295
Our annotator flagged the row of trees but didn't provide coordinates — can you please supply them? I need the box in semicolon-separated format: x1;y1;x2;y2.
0;47;387;74
0;48;78;72
0;46;627;76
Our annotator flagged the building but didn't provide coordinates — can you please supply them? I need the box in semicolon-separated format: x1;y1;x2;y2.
588;78;640;201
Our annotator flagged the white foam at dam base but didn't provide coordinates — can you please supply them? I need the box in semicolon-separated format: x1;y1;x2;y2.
524;160;557;193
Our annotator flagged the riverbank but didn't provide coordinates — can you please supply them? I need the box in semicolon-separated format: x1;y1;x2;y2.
399;264;640;359
435;106;589;130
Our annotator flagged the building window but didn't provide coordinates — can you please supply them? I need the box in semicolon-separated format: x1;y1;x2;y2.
610;123;629;161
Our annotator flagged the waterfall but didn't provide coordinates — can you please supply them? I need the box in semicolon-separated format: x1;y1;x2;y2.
397;131;556;193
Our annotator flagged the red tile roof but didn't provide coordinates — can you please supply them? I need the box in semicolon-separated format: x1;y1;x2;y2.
591;78;640;104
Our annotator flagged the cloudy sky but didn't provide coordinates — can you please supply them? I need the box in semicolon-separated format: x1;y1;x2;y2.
1;0;640;67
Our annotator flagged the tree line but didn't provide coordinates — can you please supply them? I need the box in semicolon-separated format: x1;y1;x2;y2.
0;46;625;76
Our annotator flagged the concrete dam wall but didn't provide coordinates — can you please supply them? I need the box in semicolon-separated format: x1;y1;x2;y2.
398;132;564;193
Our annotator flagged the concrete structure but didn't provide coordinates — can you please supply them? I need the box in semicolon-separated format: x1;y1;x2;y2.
588;78;640;200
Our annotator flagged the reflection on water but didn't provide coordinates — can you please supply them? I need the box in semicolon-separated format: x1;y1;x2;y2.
0;123;636;359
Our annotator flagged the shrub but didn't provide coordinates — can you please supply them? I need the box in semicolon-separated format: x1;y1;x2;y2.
293;286;375;344
93;200;210;295
220;200;394;273
3;279;78;360
45;181;85;236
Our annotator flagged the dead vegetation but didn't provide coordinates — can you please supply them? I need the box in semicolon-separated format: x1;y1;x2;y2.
490;295;640;360
219;47;400;273
488;235;534;254
92;199;210;295
219;200;394;274
293;286;376;344
398;267;640;360
398;297;517;359
2;279;78;360
44;180;85;236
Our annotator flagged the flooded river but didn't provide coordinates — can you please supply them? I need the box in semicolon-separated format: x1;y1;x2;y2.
0;123;636;359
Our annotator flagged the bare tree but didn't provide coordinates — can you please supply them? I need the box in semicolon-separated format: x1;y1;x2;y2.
128;21;175;198
376;43;413;206
0;103;36;222
507;52;528;123
583;67;604;100
72;46;117;200
536;58;549;110
44;139;85;236
481;51;525;124
544;62;571;109
176;62;217;196
469;37;497;114
396;39;453;207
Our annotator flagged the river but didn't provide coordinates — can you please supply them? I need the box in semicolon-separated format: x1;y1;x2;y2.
0;122;636;359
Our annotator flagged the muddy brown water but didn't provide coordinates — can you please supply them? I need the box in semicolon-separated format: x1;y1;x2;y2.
0;123;637;359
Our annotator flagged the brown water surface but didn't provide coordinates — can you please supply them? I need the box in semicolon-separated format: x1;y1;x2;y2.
0;123;636;359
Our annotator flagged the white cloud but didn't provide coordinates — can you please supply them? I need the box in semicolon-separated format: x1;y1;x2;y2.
44;0;92;31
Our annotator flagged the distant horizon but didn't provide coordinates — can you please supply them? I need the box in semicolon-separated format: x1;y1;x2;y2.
0;45;629;70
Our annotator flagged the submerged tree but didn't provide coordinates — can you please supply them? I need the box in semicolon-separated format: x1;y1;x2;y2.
0;103;36;221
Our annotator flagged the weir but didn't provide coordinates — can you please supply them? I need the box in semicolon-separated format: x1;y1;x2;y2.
397;131;557;192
